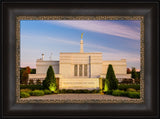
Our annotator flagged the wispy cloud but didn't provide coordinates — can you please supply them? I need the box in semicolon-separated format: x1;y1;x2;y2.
46;20;140;40
21;34;140;69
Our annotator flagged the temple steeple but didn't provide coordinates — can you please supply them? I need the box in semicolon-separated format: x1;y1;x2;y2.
80;33;84;53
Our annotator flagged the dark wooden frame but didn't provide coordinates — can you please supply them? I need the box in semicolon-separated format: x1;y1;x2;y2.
1;0;159;118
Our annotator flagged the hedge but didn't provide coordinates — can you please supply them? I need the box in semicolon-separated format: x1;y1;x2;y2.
112;90;128;97
106;90;113;95
44;89;52;94
30;90;44;96
20;85;44;90
127;88;137;92
111;90;140;98
128;92;140;98
20;92;30;98
118;84;140;91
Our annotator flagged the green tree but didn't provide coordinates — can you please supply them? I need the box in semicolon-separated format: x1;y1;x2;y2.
21;66;31;85
106;64;118;90
43;66;56;89
131;67;138;79
31;69;36;74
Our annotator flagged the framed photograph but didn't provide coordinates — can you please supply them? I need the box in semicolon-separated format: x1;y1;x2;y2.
1;0;159;118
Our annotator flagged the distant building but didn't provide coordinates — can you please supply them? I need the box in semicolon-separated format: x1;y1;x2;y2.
28;34;131;89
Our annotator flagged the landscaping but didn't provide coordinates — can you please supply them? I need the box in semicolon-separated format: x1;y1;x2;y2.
20;65;140;99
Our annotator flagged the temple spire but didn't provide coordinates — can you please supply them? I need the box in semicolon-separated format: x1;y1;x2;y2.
80;33;84;53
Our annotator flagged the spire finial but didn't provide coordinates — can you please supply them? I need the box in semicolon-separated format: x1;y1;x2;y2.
81;33;84;39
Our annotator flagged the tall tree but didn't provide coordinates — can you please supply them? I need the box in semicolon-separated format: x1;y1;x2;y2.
106;64;118;90
131;67;138;79
43;65;56;89
21;66;31;84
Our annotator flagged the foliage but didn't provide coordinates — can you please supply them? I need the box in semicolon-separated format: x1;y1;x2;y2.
21;66;31;85
127;68;131;74
20;92;30;98
30;90;44;96
106;90;113;95
127;88;137;92
20;85;44;90
43;66;56;89
29;79;34;85
44;89;52;94
36;79;42;85
135;78;140;84
112;90;128;97
49;82;57;92
131;67;138;79
106;64;118;90
103;80;109;92
20;68;25;84
30;69;36;74
118;84;140;91
128;92;140;98
120;78;134;84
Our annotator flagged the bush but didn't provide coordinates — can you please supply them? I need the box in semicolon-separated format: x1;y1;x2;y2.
112;90;128;97
20;88;32;92
20;92;30;98
20;85;44;90
128;92;140;98
120;78;133;84
118;84;140;91
44;89;52;94
43;66;56;89
30;90;44;96
106;90;113;95
106;64;118;90
127;88;136;92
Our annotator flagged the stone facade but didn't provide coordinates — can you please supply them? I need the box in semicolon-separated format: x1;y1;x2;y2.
28;37;131;89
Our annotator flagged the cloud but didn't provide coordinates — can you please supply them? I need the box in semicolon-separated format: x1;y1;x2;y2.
20;34;140;69
47;20;140;40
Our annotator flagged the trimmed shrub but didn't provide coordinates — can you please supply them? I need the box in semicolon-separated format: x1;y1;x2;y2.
128;92;140;98
118;84;140;91
120;79;133;84
112;90;124;96
20;88;32;92
106;90;113;95
44;89;52;94
112;90;128;97
127;88;136;92
30;90;44;96
43;66;56;89
20;85;44;90
20;92;30;98
106;64;118;90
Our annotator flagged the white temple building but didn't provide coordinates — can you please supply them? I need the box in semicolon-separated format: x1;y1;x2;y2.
28;34;131;90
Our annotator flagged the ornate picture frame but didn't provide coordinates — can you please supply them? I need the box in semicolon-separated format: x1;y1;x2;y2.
1;0;159;118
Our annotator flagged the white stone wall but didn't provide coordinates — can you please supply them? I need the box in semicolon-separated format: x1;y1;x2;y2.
102;59;127;75
59;78;99;90
60;52;102;78
36;59;59;74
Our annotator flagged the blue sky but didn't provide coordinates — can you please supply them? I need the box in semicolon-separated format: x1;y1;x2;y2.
20;20;140;69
